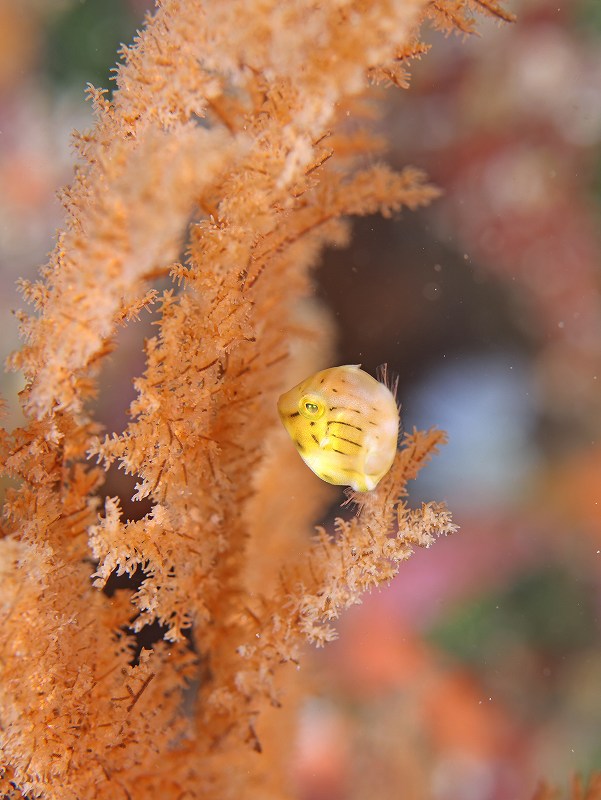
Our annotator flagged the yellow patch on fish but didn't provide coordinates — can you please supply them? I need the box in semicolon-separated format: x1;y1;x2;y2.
277;365;400;492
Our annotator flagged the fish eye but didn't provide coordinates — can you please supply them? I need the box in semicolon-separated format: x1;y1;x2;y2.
299;395;324;419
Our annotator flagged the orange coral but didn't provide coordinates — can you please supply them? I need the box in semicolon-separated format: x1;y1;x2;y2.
0;1;509;798
532;775;601;800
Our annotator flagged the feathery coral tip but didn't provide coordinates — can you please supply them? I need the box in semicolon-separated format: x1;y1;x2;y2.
278;365;400;491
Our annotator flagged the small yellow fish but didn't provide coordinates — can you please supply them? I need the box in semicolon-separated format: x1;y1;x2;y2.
277;365;399;492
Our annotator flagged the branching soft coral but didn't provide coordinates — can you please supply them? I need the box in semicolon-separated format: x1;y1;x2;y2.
0;1;507;798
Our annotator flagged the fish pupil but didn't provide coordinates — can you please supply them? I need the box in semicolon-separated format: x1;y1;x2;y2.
305;402;318;413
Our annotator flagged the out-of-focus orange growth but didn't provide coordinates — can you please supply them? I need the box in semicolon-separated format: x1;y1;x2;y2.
0;3;40;92
532;774;601;800
422;671;514;759
547;446;601;533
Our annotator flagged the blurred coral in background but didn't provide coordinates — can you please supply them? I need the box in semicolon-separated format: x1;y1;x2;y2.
0;0;145;428
1;0;601;799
